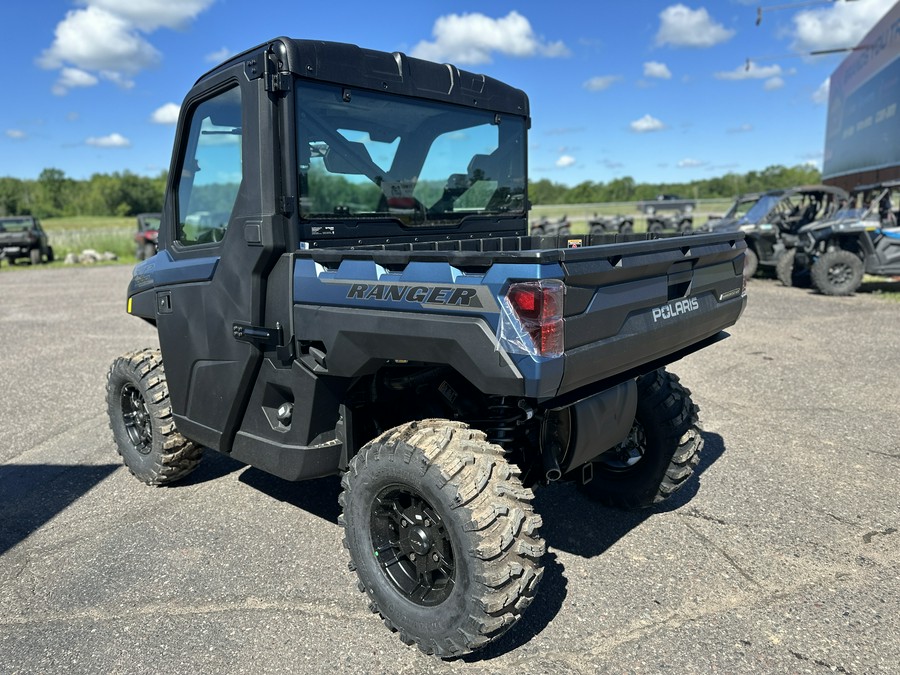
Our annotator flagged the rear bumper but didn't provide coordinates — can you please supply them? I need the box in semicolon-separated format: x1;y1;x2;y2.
560;293;745;395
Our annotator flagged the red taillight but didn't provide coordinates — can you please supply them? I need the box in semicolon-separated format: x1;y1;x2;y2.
506;280;564;357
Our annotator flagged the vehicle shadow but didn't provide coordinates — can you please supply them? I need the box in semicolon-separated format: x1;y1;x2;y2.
238;468;343;525
0;463;119;556
175;449;247;487
859;278;900;293
535;430;727;560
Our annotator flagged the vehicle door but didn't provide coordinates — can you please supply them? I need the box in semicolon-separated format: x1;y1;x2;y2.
152;57;290;452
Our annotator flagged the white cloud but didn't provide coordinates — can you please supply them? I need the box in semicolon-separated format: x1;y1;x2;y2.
715;61;783;80
151;103;180;125
630;114;665;133
88;0;214;31
86;132;131;148
727;123;754;134
583;75;621;92
792;0;894;54
677;158;706;168
205;47;231;63
764;77;785;91
411;11;569;65
812;78;830;105
39;1;213;95
556;155;576;168
6;129;26;139
644;61;672;79
656;4;735;48
52;67;99;96
39;6;159;74
100;70;136;90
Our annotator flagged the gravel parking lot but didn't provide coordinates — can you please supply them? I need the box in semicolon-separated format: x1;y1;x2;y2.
1;265;898;674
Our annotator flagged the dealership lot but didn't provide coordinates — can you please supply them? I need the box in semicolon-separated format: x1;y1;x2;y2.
1;265;898;674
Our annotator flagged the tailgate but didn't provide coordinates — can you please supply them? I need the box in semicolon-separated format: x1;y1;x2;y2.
557;233;746;395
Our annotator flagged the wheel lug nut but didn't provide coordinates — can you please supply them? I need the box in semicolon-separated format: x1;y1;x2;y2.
424;519;431;527
432;553;439;562
401;520;407;528
409;553;416;561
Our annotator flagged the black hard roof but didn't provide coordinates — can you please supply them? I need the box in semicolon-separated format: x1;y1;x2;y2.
197;37;530;118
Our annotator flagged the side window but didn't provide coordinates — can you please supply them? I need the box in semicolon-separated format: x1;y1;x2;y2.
176;85;243;246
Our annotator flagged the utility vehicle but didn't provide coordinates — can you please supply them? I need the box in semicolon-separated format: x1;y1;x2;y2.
588;213;634;235
700;185;847;280
529;213;570;236
636;194;695;216
787;180;900;295
645;212;693;234
134;212;162;261
106;37;747;658
0;216;53;266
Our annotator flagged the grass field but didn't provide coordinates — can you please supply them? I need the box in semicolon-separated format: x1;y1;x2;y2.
0;216;136;272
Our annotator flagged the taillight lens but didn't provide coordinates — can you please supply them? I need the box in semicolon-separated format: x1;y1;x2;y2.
505;280;564;357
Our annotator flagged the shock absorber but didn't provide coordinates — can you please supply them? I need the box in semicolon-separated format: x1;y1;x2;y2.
483;397;532;448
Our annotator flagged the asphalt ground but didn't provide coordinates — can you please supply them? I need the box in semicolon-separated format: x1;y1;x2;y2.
1;265;898;674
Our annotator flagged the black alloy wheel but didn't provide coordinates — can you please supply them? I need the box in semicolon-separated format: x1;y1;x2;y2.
107;348;202;485
370;486;455;606
120;383;152;455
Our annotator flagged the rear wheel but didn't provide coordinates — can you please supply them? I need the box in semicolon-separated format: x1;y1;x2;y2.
107;348;202;485
811;249;864;296
142;242;156;260
30;248;41;265
340;420;544;657
578;369;702;508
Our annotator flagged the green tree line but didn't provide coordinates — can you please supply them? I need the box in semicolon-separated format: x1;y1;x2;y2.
0;163;822;218
530;164;822;205
0;168;167;218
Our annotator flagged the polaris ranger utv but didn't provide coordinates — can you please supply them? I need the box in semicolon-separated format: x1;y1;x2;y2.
107;38;747;658
787;181;900;295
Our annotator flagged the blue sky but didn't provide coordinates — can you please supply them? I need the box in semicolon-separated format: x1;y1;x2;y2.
0;0;895;186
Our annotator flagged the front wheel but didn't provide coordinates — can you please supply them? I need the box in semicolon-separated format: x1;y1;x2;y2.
578;369;702;508
776;249;811;288
743;247;759;280
810;249;864;296
107;348;202;485
340;420;545;657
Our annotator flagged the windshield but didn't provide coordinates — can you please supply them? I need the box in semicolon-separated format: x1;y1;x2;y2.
725;196;760;220
738;194;782;224
296;80;527;227
0;218;32;232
